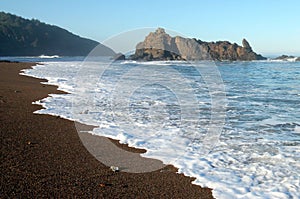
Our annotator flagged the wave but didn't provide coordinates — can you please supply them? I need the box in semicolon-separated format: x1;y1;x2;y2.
121;60;189;65
21;61;300;199
120;60;216;66
38;55;60;59
266;57;299;62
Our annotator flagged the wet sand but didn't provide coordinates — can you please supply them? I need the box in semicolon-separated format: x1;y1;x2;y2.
0;62;214;198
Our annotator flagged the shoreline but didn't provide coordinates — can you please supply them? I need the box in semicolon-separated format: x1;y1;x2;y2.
0;62;214;198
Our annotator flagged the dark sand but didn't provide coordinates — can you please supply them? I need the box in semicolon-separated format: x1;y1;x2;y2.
0;62;214;198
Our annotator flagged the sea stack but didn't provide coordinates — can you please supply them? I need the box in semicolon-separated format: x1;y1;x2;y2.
130;28;266;61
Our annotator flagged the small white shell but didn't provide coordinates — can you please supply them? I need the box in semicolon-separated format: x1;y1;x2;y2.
110;166;119;172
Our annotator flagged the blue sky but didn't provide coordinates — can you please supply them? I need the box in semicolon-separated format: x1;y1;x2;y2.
1;0;300;56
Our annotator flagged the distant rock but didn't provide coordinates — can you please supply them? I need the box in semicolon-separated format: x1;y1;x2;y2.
130;28;266;61
113;53;125;61
273;55;300;61
0;12;115;56
274;55;295;61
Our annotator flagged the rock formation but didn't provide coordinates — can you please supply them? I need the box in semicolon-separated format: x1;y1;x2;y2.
273;55;300;61
130;28;266;61
242;38;252;51
275;55;294;60
113;53;126;61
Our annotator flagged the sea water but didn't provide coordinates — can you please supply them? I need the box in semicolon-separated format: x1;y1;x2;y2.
20;59;300;199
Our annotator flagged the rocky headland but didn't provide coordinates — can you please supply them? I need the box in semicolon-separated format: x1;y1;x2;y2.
130;28;266;61
0;12;115;56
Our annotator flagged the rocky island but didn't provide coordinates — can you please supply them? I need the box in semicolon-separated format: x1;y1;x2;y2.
130;28;266;61
273;55;300;61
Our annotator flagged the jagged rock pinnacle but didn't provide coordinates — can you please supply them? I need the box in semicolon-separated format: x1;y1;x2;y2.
155;28;166;34
242;38;252;51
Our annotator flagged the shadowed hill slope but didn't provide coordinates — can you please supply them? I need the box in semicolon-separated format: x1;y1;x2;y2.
0;12;115;56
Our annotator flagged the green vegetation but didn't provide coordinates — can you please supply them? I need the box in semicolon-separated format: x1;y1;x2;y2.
0;12;114;56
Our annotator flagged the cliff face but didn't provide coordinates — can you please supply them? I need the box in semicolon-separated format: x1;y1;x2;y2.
131;28;266;61
0;12;115;56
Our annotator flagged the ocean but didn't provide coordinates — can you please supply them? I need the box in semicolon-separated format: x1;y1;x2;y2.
16;56;300;199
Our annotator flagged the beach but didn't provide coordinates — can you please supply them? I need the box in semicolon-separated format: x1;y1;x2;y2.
0;61;213;198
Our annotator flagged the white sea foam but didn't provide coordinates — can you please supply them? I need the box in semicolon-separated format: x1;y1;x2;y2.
38;54;60;58
266;57;299;62
21;61;300;199
295;125;300;134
